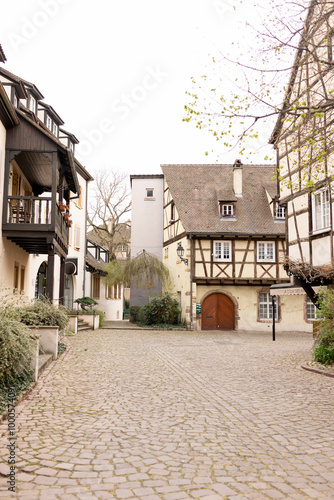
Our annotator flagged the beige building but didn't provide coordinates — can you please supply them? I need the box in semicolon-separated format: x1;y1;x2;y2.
161;163;314;332
270;0;334;304
0;51;94;307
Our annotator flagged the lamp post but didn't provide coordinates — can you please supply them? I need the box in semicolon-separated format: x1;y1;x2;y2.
272;295;276;341
177;243;188;266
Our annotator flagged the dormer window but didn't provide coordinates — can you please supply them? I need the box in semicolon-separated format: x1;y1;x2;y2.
29;95;36;113
46;115;52;131
69;142;74;153
219;202;235;219
13;93;18;108
274;203;286;220
53;123;58;137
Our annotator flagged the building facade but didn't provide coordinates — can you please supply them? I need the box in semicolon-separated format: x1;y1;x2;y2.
161;163;313;332
0;54;93;308
130;175;164;307
270;0;334;302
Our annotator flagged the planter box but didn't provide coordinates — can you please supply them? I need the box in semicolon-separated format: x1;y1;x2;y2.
78;314;99;330
68;314;78;334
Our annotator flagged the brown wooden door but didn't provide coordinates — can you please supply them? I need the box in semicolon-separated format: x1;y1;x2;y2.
202;293;235;330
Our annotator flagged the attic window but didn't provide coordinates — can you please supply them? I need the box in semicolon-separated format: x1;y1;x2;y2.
170;202;175;222
219;202;235;219
53;123;58;137
46;115;52;131
146;188;154;198
29;95;36;113
274;203;286;220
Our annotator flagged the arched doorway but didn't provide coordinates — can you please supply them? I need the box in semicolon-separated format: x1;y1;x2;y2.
35;262;47;299
202;293;235;330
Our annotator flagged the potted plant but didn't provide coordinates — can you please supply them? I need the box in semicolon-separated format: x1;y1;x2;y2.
58;203;66;212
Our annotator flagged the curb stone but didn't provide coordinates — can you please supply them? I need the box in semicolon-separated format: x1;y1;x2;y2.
301;364;334;378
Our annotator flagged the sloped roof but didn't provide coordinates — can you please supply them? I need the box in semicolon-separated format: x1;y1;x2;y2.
86;252;107;276
161;164;283;236
87;223;131;249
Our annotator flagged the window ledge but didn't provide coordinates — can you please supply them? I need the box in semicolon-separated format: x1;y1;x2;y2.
311;227;331;236
257;260;276;264
144;198;156;201
220;217;236;221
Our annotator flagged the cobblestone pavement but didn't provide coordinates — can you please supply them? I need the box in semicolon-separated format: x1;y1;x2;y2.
1;329;334;500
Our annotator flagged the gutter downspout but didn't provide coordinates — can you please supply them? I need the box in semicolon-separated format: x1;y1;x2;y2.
83;178;89;297
190;234;193;331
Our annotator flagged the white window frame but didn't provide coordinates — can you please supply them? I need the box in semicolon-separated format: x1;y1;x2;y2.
53;123;58;136
257;241;275;262
259;292;278;321
275;204;286;219
146;188;154;198
312;188;330;233
306;296;317;321
29;95;36;113
213;240;232;262
46;115;52;131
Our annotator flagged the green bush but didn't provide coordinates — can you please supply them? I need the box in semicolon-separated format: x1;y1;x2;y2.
95;309;105;327
313;288;334;365
74;297;98;310
129;306;140;322
139;294;180;326
15;298;69;331
314;344;334;365
0;314;35;388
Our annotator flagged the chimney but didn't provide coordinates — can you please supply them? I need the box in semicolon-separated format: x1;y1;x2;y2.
233;159;243;197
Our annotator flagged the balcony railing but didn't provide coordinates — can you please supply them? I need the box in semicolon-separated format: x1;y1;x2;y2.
5;196;69;245
7;196;52;224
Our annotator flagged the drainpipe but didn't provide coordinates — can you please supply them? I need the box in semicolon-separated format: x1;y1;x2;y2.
190;234;193;331
83;178;88;297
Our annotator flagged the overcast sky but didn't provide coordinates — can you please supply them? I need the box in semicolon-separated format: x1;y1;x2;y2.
0;0;275;179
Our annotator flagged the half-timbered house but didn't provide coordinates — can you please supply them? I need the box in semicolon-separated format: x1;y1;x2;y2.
162;163;312;332
270;0;334;302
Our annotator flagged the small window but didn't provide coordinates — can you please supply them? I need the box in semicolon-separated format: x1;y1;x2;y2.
46;115;52;131
13;262;19;292
13;93;18;108
20;266;25;294
146;188;154;198
257;242;275;262
275;203;286;219
69;142;74;153
92;275;100;299
53;123;58;137
171;202;175;222
259;292;278;320
306;296;317;321
213;241;232;262
312;188;330;232
29;95;36;113
220;203;235;218
106;285;112;299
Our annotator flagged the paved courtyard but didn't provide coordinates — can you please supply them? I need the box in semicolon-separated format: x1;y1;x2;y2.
0;329;334;499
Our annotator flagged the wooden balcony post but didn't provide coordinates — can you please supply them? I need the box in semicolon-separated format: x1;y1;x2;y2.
59;256;65;305
46;243;55;300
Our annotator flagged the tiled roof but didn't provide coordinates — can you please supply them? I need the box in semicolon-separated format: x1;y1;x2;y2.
161;164;283;236
86;252;107;275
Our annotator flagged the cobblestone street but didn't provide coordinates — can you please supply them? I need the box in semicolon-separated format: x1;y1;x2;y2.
1;329;334;500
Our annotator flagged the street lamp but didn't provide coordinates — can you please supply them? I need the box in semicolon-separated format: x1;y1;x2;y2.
177;244;188;266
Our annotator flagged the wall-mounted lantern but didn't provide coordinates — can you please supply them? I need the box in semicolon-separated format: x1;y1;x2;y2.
177;244;188;266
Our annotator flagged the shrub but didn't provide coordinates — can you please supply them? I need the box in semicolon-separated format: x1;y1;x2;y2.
95;309;105;327
139;294;180;326
74;297;98;310
0;314;35;388
313;288;334;365
15;298;69;331
129;306;140;322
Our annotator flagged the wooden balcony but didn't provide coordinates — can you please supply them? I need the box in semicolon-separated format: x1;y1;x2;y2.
2;195;69;255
